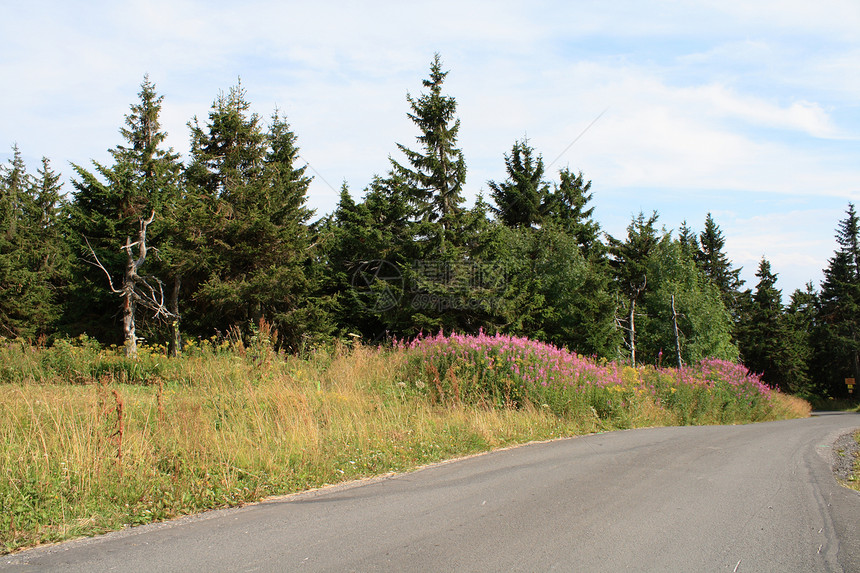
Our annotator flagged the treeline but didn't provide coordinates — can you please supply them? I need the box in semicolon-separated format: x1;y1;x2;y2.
1;55;858;399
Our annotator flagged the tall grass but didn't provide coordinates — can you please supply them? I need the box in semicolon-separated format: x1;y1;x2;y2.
0;332;809;553
0;338;577;553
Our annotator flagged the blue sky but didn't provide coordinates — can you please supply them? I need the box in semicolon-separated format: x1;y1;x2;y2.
2;0;859;295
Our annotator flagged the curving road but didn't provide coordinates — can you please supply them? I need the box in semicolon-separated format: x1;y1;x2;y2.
3;412;860;572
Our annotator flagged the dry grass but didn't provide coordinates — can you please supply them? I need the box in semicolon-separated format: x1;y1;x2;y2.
769;392;813;419
0;343;584;553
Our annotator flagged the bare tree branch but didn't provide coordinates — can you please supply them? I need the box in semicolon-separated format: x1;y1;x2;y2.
86;211;174;357
84;236;123;294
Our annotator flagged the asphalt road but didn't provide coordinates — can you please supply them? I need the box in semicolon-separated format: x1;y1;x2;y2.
4;412;860;572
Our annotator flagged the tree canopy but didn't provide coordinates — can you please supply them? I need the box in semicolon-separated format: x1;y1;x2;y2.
1;59;854;400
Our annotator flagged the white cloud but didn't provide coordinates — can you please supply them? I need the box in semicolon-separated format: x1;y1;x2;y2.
3;0;860;295
706;0;860;40
723;207;846;294
475;61;859;204
688;86;838;137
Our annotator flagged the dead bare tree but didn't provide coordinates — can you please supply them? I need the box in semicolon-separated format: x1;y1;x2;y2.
624;276;646;366
85;211;173;357
167;274;181;357
670;293;683;368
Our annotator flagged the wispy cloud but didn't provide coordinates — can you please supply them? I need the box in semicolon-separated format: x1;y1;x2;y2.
2;0;859;294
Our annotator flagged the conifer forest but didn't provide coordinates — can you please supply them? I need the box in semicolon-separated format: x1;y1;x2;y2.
2;55;858;400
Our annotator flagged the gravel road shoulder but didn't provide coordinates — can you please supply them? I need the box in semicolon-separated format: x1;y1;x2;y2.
832;428;860;484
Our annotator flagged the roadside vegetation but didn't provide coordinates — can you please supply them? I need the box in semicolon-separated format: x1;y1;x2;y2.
854;431;860;489
840;430;860;493
1;332;809;554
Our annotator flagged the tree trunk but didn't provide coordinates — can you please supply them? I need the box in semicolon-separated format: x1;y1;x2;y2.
852;322;859;395
123;250;137;358
628;297;636;366
168;274;181;358
671;294;683;367
86;211;171;359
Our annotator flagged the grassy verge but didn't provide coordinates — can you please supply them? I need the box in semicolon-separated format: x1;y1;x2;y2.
842;430;860;493
1;334;809;553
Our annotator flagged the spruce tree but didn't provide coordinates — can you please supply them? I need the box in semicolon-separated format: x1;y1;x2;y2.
390;53;467;253
184;82;269;338
736;258;807;392
323;184;379;336
0;147;70;339
697;213;743;309
487;142;602;258
0;145;27;240
817;203;860;396
186;81;267;201
608;211;661;364
677;220;699;261
260;111;330;348
783;283;816;395
0;147;37;338
186;87;327;349
544;168;602;257
27;157;71;338
322;181;414;340
32;158;65;234
67;76;182;351
487;139;548;229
